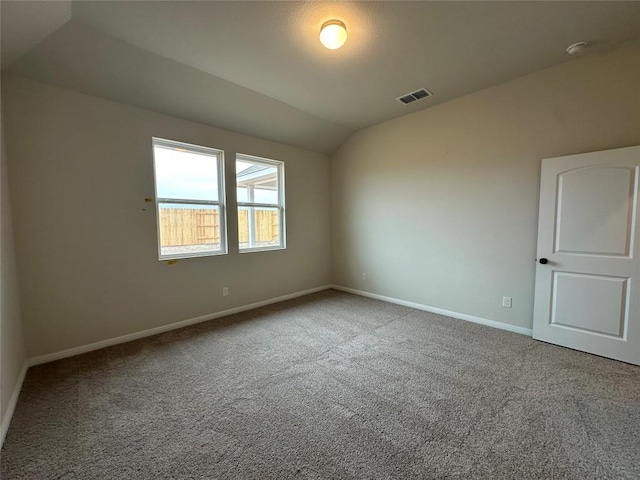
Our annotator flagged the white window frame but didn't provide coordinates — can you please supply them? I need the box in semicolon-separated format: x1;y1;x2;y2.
152;137;227;260
236;153;286;253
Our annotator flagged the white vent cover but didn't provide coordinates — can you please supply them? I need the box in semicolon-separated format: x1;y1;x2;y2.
396;87;433;105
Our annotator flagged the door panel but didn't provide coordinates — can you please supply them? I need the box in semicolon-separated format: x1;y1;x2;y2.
555;167;635;256
533;145;640;365
551;272;627;337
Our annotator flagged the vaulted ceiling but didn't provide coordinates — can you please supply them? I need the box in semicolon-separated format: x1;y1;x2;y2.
2;1;640;154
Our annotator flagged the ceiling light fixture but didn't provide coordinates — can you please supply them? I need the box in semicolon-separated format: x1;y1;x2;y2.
320;20;347;50
566;41;588;55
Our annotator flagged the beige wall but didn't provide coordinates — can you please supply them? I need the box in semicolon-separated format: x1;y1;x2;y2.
1;109;26;431
331;39;640;330
2;75;332;358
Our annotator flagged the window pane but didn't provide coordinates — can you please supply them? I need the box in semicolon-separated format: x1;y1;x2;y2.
236;186;249;202
154;145;219;201
236;160;278;205
238;206;280;250
254;187;278;204
158;203;221;257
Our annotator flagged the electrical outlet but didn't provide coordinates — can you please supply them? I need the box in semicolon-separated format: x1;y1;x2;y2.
361;273;367;281
222;287;229;297
502;296;512;308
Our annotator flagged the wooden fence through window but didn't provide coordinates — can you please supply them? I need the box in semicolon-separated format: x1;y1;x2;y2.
159;208;278;246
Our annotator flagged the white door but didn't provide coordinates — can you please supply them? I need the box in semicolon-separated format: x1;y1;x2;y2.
533;145;640;365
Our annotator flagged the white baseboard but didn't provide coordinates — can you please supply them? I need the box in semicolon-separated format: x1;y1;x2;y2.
1;361;28;447
331;285;533;336
28;285;332;367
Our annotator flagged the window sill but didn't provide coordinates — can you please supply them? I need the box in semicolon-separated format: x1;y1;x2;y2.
239;245;286;254
158;250;228;261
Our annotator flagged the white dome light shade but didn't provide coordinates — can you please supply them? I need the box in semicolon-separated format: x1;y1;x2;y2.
320;20;347;50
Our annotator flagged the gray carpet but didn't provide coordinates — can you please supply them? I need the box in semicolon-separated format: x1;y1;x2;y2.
2;289;639;479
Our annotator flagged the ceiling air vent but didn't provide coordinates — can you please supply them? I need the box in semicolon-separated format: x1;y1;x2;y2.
397;87;433;105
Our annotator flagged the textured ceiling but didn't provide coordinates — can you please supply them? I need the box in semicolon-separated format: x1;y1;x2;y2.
2;1;640;154
5;21;351;154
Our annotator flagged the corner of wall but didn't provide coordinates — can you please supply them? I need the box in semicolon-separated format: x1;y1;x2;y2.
1;101;29;447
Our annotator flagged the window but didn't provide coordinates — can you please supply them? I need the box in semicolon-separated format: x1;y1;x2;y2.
152;138;226;259
236;154;285;252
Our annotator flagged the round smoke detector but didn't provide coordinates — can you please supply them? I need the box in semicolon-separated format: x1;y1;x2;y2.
566;42;588;55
